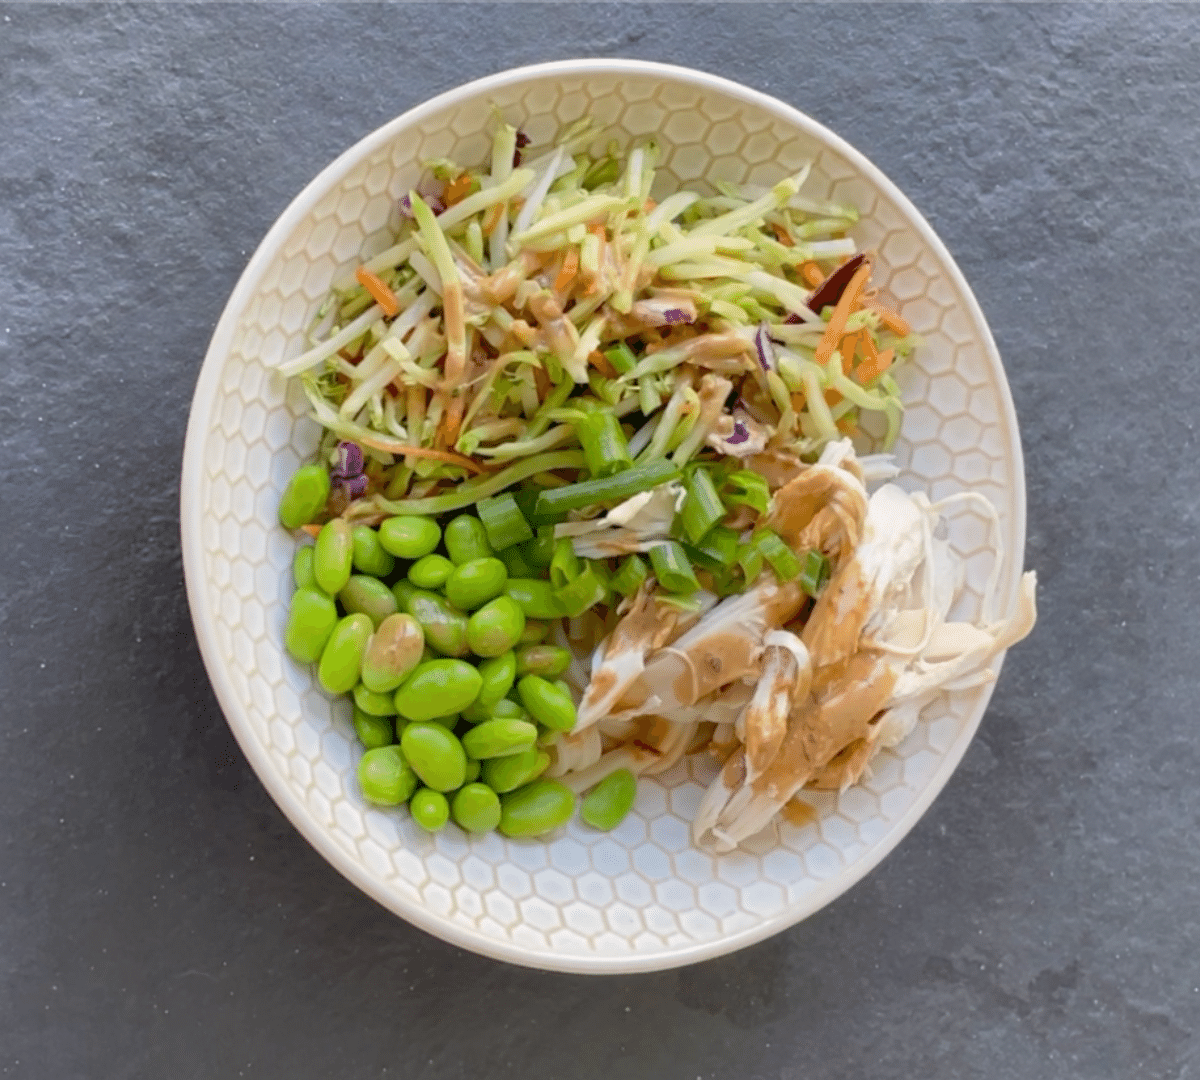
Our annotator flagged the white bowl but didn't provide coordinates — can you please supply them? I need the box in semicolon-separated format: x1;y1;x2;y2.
181;59;1026;973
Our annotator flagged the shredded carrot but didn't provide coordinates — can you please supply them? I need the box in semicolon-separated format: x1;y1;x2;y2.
790;391;806;413
300;524;322;539
533;361;551;400
587;223;607;240
824;388;843;408
871;305;911;338
554;248;579;292
814;263;872;366
856;347;894;385
799;261;824;287
643;198;657;213
438;394;464;448
443;174;474;206
839;331;859;375
588;349;616;379
355;431;484;474
835;416;859;436
482;202;505;236
771;223;793;247
355;266;400;317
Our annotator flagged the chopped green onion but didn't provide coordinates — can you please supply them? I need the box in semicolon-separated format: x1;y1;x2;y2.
518;525;557;569
477;493;534;551
499;543;537;578
649;541;700;595
691;524;740;569
798;549;831;598
549;537;581;589
576;409;633;479
678;467;725;544
375;450;586;517
736;541;764;585
558;563;608;617
723;470;771;517
610;553;649;597
603;341;638;375
531;458;681;523
754;529;802;581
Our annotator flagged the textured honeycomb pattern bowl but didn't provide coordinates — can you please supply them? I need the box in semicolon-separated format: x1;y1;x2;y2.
181;60;1025;973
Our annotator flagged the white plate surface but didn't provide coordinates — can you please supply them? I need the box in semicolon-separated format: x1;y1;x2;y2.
181;60;1026;973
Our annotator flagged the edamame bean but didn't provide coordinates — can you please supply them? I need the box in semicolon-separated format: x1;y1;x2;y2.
394;717;409;741
408;553;454;590
461;718;538;760
518;619;549;645
451;783;502;833
406;590;470;658
515;644;572;678
504;579;566;620
285;588;338;663
353;683;395;717
314;518;354;595
498;778;576;838
338;575;399;629
379;515;441;559
580;768;637;831
357;745;417;806
517;675;577;733
463;758;481;784
410;788;450;831
430;713;459;730
279;463;330;529
353;706;394;750
352;525;395;578
392;579;419;611
444;515;493;565
293;545;316;590
475;650;516;711
466;596;526;658
481;748;550;793
400;722;467;791
393;659;482;721
318;613;373;694
444;557;508;611
360;613;425;694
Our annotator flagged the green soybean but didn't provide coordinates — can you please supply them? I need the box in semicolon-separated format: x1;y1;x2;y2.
318;613;373;694
518;619;549;645
481;748;550;793
293;545;316;590
444;557;508;611
461;718;538;759
410;788;450;831
357;745;417;806
314;518;354;595
476;650;517;710
279;463;330;529
379;515;441;559
517;675;577;732
352;525;395;578
444;514;493;565
392;579;419;611
284;588;338;663
360;613;425;693
498;778;576;838
406;590;470;658
353;683;395;717
393;659;482;721
515;644;572;678
394;717;410;741
580;768;637;831
451;783;502;833
504;579;565;620
400;722;468;791
353;706;394;750
466;596;526;658
463;758;481;784
338;575;399;629
408;553;455;590
491;698;528;721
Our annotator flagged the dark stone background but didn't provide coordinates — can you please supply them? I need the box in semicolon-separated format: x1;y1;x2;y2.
1;4;1197;1078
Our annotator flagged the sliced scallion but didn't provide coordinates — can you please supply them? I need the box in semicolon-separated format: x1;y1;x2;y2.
477;493;534;551
649;541;700;595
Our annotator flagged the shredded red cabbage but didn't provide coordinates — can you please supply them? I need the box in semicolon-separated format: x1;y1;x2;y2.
754;321;776;371
331;440;364;480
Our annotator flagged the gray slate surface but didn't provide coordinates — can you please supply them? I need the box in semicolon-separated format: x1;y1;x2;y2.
1;4;1198;1078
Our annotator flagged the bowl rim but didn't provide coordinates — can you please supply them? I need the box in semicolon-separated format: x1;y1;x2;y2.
181;57;1026;974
